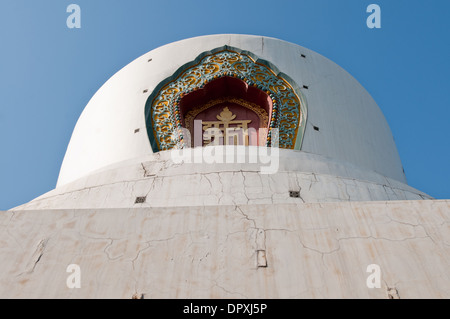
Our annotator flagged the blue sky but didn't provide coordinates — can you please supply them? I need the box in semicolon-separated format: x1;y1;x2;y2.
0;0;449;210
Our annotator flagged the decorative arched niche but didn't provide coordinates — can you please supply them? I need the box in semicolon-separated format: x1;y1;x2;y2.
145;45;307;152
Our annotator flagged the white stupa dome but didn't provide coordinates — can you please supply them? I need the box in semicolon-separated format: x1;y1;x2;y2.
16;34;430;210
58;34;406;185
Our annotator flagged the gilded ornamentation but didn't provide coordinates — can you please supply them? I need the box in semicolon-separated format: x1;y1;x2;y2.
201;107;252;146
146;46;305;151
216;107;236;122
184;97;268;134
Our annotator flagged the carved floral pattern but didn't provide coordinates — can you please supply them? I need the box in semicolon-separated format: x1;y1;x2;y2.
148;48;303;150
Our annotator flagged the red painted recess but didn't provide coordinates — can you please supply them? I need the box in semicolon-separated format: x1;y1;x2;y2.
179;76;273;122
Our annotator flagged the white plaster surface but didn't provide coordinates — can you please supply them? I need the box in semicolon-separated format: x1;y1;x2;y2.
1;200;449;298
57;34;406;187
14;149;430;211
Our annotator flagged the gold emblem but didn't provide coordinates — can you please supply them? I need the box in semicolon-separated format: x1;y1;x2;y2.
201;107;252;146
216;107;236;122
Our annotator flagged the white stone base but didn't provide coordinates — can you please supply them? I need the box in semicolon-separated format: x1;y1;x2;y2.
1;200;449;298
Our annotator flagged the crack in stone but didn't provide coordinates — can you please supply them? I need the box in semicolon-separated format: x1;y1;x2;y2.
217;173;225;204
308;173;318;191
267;175;288;203
280;228;434;266
223;229;244;240
212;280;248;298
103;239;124;261
141;163;148;177
79;234;122;241
17;238;49;276
199;252;210;264
267;174;278;194
131;243;151;271
344;181;351;201
202;174;214;194
7;211;16;224
295;177;306;203
234;206;256;229
384;213;441;245
132;231;201;268
239;177;251;204
240;171;249;204
144;178;156;198
15;165;435;210
128;231;200;289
